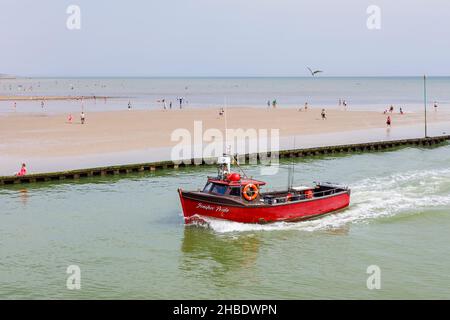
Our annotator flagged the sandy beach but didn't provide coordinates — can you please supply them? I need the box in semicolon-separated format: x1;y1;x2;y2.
1;107;449;160
1;99;449;176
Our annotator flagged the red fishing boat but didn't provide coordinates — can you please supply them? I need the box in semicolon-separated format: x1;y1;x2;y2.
178;155;350;224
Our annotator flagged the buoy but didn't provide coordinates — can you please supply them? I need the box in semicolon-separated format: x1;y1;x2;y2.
227;173;241;182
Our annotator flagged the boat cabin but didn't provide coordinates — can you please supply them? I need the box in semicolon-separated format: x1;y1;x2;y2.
202;176;266;197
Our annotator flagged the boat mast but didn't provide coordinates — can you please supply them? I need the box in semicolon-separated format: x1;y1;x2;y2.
292;137;296;188
224;96;229;155
287;137;296;190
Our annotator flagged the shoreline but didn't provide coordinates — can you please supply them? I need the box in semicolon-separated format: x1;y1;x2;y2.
0;95;112;101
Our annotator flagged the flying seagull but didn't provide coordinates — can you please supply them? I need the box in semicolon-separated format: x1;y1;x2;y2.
307;67;323;77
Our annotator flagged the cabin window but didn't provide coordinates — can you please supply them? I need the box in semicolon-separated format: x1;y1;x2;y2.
202;182;212;192
229;187;241;196
210;183;227;195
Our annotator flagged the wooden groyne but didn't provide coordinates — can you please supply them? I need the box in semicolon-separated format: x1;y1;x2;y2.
1;135;449;186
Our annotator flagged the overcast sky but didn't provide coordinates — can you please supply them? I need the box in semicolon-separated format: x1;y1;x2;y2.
1;0;449;77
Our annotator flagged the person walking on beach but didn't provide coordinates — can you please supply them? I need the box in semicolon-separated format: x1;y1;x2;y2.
68;114;73;124
41;100;45;109
128;101;132;110
343;100;347;108
400;107;404;115
321;109;327;120
386;115;392;127
267;100;271;108
169;101;172;110
15;163;27;176
272;99;277;109
304;102;309;111
178;97;184;109
81;112;86;124
389;105;394;113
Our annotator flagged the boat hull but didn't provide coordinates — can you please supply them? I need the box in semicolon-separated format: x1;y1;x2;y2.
178;189;350;224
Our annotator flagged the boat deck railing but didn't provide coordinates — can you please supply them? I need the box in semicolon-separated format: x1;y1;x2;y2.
263;187;346;204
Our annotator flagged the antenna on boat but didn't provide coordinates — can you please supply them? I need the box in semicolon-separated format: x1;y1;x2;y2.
287;137;296;190
287;166;292;191
224;96;230;155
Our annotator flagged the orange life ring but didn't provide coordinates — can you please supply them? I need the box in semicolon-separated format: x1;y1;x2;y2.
243;183;259;201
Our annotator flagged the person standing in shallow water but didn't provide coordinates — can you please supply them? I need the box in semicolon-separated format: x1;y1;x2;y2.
386;115;392;127
128;101;132;110
81;112;86;124
321;109;327;120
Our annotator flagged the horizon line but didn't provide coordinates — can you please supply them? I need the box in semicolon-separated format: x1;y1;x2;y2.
4;75;450;79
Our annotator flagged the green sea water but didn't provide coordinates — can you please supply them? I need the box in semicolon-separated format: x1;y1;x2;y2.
1;145;450;299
